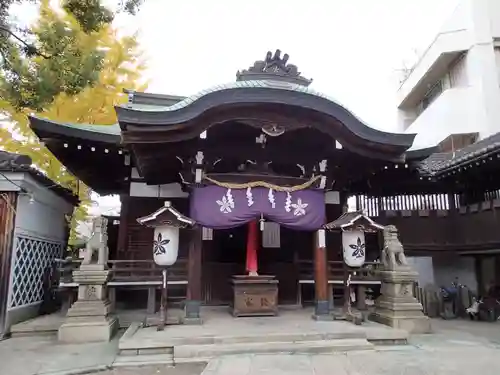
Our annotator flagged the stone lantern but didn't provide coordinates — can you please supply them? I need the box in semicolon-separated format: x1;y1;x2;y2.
137;201;195;330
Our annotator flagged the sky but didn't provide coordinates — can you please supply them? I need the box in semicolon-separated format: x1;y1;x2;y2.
112;0;459;131
12;0;460;223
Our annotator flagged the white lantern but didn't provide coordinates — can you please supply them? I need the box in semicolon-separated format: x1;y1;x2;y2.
342;230;366;268
153;225;180;266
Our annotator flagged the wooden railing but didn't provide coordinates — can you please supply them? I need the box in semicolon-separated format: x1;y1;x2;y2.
354;194;452;217
296;260;380;281
351;193;500;252
55;258;188;284
372;200;500;251
109;259;187;282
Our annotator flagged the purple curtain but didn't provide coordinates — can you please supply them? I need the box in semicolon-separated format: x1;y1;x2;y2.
190;186;325;230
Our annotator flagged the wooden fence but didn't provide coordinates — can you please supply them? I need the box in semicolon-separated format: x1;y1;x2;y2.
413;283;475;318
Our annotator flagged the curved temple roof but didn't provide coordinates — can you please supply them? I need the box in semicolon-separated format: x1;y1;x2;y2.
116;79;416;152
27;50;429;193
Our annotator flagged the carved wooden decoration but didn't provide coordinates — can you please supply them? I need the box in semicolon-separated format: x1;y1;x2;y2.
236;49;312;86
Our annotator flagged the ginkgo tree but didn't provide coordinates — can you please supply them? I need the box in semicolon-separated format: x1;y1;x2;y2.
0;0;145;110
0;0;147;243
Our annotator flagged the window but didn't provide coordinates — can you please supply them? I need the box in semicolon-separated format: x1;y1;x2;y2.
422;81;443;110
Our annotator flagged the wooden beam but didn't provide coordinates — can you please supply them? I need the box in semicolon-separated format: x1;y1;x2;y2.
116;195;130;256
313;231;329;317
185;226;202;322
0;193;17;338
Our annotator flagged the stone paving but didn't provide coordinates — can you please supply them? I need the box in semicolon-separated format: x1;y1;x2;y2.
93;364;207;375
0;318;499;375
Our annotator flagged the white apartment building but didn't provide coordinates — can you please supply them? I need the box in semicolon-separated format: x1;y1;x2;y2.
397;0;500;293
399;0;500;150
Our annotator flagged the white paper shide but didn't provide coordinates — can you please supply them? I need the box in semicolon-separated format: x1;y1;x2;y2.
153;225;179;266
342;230;366;267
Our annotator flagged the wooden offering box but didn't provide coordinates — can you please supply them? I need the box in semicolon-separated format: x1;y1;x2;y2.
231;275;279;317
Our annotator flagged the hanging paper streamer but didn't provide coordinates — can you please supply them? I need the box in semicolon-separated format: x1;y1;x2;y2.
342;230;366;267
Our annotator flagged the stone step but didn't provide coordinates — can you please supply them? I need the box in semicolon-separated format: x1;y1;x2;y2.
113;353;175;367
117;338;375;365
174;338;375;358
119;331;367;350
10;328;57;338
115;338;374;365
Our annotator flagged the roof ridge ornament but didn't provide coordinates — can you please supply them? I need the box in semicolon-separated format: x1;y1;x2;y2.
236;49;313;86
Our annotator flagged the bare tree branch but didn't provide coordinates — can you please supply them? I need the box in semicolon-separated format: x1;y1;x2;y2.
0;25;50;58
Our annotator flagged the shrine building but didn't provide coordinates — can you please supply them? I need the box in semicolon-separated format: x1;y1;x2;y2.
28;50;500;321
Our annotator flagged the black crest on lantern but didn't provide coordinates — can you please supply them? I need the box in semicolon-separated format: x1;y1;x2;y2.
349;237;365;259
153;232;170;255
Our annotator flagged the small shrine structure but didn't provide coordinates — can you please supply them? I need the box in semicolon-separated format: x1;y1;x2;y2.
0;151;77;339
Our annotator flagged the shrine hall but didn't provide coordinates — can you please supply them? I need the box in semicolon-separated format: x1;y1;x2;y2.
27;50;500;334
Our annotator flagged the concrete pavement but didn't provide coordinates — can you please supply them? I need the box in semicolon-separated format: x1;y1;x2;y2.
0;335;118;375
1;318;499;375
201;346;500;375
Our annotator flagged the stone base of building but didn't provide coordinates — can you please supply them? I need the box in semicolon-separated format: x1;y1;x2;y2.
370;269;432;334
312;300;331;321
183;300;203;325
182;317;204;325
312;313;335;321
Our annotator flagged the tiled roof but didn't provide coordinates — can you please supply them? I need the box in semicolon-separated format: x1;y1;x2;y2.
418;131;500;175
29;116;121;143
0;151;78;204
118;79;372;128
323;211;384;231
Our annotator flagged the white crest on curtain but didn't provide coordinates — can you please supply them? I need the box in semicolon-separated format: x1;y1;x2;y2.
342;230;366;267
216;188;235;213
291;198;308;216
263;222;281;248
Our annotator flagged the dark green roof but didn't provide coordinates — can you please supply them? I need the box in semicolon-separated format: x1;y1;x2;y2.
29;116;121;144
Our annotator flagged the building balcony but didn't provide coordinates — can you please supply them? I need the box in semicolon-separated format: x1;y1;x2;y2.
405;87;480;150
397;29;470;109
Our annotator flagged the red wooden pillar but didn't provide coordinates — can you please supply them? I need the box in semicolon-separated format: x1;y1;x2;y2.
313;230;329;318
246;220;258;275
185;226;202;323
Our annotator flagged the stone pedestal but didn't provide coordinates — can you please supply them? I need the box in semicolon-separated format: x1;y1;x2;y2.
370;269;431;333
58;265;118;343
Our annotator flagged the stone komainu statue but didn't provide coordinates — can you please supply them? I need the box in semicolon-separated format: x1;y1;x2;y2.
82;216;109;265
381;225;408;270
